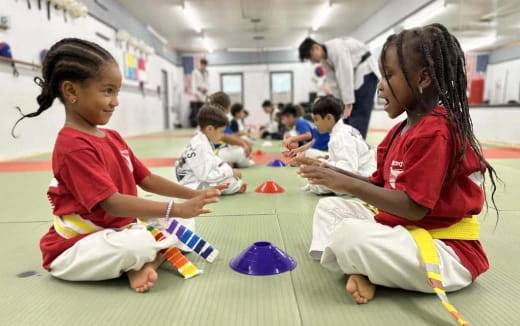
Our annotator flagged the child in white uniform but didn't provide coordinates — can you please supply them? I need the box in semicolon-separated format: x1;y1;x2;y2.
291;95;375;195
208;92;254;168
176;104;246;195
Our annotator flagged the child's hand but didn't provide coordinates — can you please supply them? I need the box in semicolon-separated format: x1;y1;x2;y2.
172;190;220;218
288;139;315;157
210;183;230;192
297;165;350;193
233;169;242;179
283;137;298;150
288;153;322;167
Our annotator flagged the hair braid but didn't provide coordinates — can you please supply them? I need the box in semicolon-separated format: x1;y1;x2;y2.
11;38;116;138
381;23;501;217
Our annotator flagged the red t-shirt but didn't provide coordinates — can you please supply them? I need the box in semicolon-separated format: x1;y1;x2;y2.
40;128;151;270
369;107;489;280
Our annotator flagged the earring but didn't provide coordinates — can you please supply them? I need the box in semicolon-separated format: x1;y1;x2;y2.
71;98;77;104
418;86;423;94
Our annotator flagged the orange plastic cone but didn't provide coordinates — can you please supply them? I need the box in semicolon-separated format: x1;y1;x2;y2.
255;181;285;194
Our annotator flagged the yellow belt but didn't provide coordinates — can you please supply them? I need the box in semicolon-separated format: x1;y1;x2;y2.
53;214;102;239
407;216;479;326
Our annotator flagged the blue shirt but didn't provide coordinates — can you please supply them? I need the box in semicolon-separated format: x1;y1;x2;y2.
311;129;330;151
295;118;313;136
294;118;329;150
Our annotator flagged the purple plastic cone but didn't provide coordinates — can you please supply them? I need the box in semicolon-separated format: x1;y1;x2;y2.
267;159;286;167
230;241;297;275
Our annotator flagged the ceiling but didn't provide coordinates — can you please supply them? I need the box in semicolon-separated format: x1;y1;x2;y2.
390;0;520;52
114;0;387;52
114;0;520;53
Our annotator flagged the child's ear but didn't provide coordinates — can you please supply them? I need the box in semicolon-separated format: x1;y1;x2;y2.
326;113;334;121
60;81;78;103
418;67;432;90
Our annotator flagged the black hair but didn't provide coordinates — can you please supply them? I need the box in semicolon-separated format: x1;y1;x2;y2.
200;58;208;65
298;37;319;62
208;91;230;111
281;103;303;117
11;38;116;137
262;100;272;107
312;95;344;121
230;103;244;117
380;23;500;216
197;104;228;129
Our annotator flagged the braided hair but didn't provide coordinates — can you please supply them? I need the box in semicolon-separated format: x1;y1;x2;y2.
380;23;500;215
11;38;116;137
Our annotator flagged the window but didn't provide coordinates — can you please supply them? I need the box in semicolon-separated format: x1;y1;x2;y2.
270;71;293;104
220;73;244;104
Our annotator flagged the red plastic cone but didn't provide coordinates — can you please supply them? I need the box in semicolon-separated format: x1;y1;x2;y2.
255;181;285;194
252;149;265;156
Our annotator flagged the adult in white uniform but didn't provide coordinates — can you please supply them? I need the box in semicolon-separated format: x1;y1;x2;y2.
189;58;209;127
298;37;380;139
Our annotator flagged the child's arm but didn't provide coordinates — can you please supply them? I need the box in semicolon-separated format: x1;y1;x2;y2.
100;189;220;219
284;132;312;149
298;165;428;221
287;139;315;157
221;134;252;156
139;174;229;198
139;174;198;199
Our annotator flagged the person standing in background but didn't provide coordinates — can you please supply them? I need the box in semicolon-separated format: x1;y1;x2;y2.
189;58;209;127
299;37;379;139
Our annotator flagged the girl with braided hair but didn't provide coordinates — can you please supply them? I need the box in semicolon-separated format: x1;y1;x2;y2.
13;38;224;292
298;24;499;324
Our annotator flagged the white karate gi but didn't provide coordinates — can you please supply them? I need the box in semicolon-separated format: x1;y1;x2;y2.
305;120;376;195
309;197;472;292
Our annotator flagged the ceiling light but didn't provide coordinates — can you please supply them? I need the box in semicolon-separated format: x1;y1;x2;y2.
181;2;202;33
146;25;168;45
227;48;259;52
460;34;497;52
402;0;448;29
312;1;332;32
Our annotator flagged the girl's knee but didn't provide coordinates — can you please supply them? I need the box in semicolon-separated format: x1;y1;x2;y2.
109;227;158;262
331;219;374;253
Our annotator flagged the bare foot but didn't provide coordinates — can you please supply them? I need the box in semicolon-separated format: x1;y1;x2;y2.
127;265;158;293
127;255;164;293
346;274;376;304
238;183;247;193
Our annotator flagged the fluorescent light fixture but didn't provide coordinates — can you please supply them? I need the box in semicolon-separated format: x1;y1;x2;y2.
227;48;259;52
460;35;497;52
227;46;293;52
402;0;447;29
264;46;293;51
146;25;168;45
182;2;202;33
202;36;213;53
312;1;332;32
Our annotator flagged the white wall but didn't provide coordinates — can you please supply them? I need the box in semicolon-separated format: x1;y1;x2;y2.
0;1;185;160
484;58;520;104
207;62;313;125
369;107;520;145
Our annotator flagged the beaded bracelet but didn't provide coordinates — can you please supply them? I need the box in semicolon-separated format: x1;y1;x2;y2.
165;199;174;219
